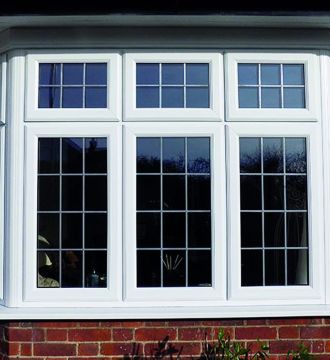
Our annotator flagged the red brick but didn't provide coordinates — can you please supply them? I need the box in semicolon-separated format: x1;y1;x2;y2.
31;329;45;342
312;341;325;353
270;340;311;354
324;340;330;352
119;321;144;328
268;318;322;325
235;327;277;340
279;327;299;339
301;327;330;339
20;343;32;357
168;320;201;327
178;327;214;341
245;319;267;325
5;329;32;342
7;343;19;356
33;321;77;328
246;341;269;353
101;343;133;356
135;328;177;341
78;343;99;356
78;321;100;328
46;329;67;341
169;342;201;356
68;328;112;342
201;320;245;326
34;343;76;356
144;321;168;327
113;329;133;341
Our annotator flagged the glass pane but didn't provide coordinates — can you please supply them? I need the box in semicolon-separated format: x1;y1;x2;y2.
264;213;285;247
265;250;285;285
61;213;82;249
241;250;263;286
137;250;160;287
263;138;283;173
85;87;107;108
62;138;83;174
188;212;211;248
163;213;185;248
62;250;83;287
241;212;262;248
162;64;184;85
85;137;107;174
136;64;159;85
38;138;60;174
137;175;160;210
38;250;59;288
163;175;185;210
283;88;305;108
163;137;185;173
137;213;160;248
62;176;82;211
287;212;308;247
163;250;185;287
238;87;259;108
186;87;209;108
286;175;307;210
39;87;60;108
240;175;261;210
283;64;304;85
85;213;107;249
137;137;160;173
63;63;84;85
287;249;308;285
187;138;210;173
62;87;83;108
186;64;209;85
240;138;261;173
238;64;258;85
85;63;107;85
85;175;107;211
188;175;210;210
38;176;59;211
136;87;159;108
260;64;281;85
162;87;184;108
85;251;107;287
261;87;281;108
39;63;61;85
38;213;59;249
188;250;211;286
264;176;284;210
285;138;306;174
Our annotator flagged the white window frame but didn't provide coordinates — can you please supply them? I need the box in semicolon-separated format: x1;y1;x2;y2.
0;55;6;125
23;123;122;306
123;123;226;302
124;52;223;122
225;52;321;122
227;122;325;305
25;50;122;122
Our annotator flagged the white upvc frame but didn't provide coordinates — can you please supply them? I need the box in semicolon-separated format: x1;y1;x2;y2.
0;126;4;302
25;50;122;122
225;51;321;122
123;122;226;302
227;122;325;305
23;123;122;306
0;55;6;124
124;52;223;121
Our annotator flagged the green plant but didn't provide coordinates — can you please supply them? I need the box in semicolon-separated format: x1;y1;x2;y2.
286;344;313;360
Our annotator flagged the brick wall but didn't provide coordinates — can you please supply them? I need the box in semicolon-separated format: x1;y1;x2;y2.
0;319;330;359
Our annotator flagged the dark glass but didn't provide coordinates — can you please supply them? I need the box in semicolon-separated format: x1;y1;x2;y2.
63;63;84;85
136;175;160;210
238;87;259;108
85;87;107;108
188;250;211;286
260;64;281;85
162;64;184;85
62;138;83;173
265;250;285;285
85;137;107;174
188;212;211;248
285;138;306;173
163;213;185;248
39;63;61;85
85;250;107;287
163;250;186;287
240;212;262;248
240;175;261;210
38;176;59;211
186;64;209;85
238;64;258;85
283;88;305;108
162;87;184;108
136;64;159;85
38;138;60;173
137;250;161;287
61;213;82;249
188;175;211;210
264;176;284;210
286;175;307;210
240;138;261;173
38;87;61;108
187;138;210;173
136;87;159;108
62;176;82;211
62;250;83;287
37;250;59;288
261;88;281;108
137;213;160;248
287;249;308;285
264;213;285;247
37;213;59;249
62;87;83;108
163;137;185;173
287;212;308;247
85;175;107;211
283;64;305;85
163;175;185;210
186;87;209;108
241;250;263;286
85;213;107;249
137;138;160;173
85;63;107;85
263;138;283;173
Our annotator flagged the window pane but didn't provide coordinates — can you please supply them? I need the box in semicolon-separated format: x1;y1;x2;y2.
38;176;60;211
261;64;281;85
163;137;185;173
163;250;186;287
137;250;161;287
186;64;209;85
283;88;305;108
261;87;281;108
188;250;211;286
283;64;304;85
85;213;107;249
85;87;107;108
163;213;185;248
287;212;308;247
137;175;160;210
285;138;306;174
238;64;258;85
39;63;61;85
238;87;259;108
241;250;263;286
62;250;83;287
39;87;61;108
162;64;184;85
264;176;284;210
162;87;184;108
265;250;285;285
188;175;210;210
136;64;159;85
85;63;107;85
85;251;107;287
241;212;262;248
38;250;59;288
137;213;161;248
186;87;209;108
38;138;60;174
136;87;159;108
240;138;261;173
264;213;284;247
85;176;107;211
187;138;210;173
62;138;83;174
63;63;84;85
62;87;83;108
263;138;283;173
38;213;59;249
62;176;83;211
287;249;308;285
188;212;211;248
286;175;307;210
61;213;82;249
137;138;160;173
240;175;261;210
163;175;185;210
85;137;107;174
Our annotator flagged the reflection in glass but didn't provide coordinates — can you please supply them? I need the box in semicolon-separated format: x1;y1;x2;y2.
241;250;263;286
283;88;305;108
85;213;107;249
186;87;209;108
163;213;185;248
163;250;185;287
238;87;259;108
188;250;211;286
163;138;185;173
85;137;107;173
162;87;184;108
137;175;160;210
61;213;82;249
136;87;159;108
63;64;84;85
265;250;285;285
39;87;61;108
162;64;184;85
264;213;284;247
287;249;308;285
38;176;60;211
240;138;261;173
188;212;211;248
137;138;160;173
62;176;82;211
39;63;61;85
261;64;281;85
285;138;306;173
241;212;262;248
85;63;107;85
62;87;83;108
62;250;83;287
238;64;258;85
261;88;281;108
188;175;210;210
137;213;161;248
136;64;160;85
240;175;261;210
163;176;185;210
286;175;307;210
85;176;107;211
264;176;284;210
287;212;308;247
283;64;304;85
62;138;83;173
187;138;210;173
85;87;107;108
263;138;283;173
137;250;160;287
186;64;209;85
38;138;60;173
